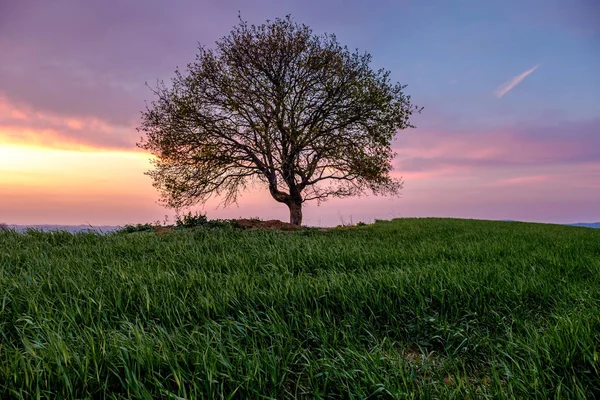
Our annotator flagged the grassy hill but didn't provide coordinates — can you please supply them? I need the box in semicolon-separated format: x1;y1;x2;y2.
0;218;598;398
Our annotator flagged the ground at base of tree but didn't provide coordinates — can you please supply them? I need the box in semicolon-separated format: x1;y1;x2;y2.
230;218;306;231
150;219;307;234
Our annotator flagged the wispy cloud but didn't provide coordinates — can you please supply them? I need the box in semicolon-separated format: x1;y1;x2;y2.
494;64;540;98
0;96;138;150
493;175;550;186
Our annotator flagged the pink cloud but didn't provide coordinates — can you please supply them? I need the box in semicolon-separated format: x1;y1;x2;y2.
492;175;551;186
0;96;139;150
393;116;600;174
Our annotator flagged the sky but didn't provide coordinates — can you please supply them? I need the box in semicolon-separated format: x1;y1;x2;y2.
0;0;598;226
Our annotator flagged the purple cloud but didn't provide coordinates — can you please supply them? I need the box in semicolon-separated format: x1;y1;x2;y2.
0;1;237;125
394;117;600;173
0;0;413;150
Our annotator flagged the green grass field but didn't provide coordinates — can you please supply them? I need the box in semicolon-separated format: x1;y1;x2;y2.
1;218;599;399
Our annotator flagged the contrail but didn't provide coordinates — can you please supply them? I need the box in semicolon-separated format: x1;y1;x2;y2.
494;64;540;98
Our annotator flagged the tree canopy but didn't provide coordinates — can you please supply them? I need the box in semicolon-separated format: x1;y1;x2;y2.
138;15;421;225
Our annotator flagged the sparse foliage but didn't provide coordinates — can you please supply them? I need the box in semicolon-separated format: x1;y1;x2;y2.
175;211;208;227
138;15;421;225
116;223;155;234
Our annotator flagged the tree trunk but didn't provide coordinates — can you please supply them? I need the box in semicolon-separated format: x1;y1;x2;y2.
288;201;303;226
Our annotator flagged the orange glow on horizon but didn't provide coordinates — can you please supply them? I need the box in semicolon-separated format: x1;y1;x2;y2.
0;143;164;224
0;144;153;189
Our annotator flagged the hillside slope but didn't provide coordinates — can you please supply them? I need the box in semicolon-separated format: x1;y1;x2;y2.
1;218;599;398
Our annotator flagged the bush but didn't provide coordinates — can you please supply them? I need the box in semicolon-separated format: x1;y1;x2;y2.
115;223;154;234
115;213;239;235
176;211;240;229
175;211;208;228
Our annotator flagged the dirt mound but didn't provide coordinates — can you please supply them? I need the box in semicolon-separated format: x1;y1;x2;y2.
152;226;174;234
148;219;304;233
234;219;304;231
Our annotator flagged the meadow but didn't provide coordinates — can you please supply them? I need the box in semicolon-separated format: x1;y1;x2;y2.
0;218;598;399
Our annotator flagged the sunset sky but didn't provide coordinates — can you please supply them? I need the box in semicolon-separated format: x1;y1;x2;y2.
1;0;598;226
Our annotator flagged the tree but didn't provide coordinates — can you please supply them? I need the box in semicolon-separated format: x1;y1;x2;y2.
138;15;421;226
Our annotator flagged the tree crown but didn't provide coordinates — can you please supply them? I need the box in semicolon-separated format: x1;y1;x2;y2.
138;15;421;222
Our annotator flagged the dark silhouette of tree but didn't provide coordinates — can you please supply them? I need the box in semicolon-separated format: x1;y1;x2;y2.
138;15;421;225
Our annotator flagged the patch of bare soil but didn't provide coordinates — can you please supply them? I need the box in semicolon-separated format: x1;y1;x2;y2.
234;219;305;231
152;226;174;234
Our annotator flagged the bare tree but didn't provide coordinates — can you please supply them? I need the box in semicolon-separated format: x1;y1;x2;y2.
138;15;421;225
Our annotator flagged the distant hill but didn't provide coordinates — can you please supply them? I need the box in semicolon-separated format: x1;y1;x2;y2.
500;220;600;229
569;222;600;229
3;224;119;233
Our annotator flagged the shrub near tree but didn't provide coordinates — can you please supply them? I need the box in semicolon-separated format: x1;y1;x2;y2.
138;15;421;225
